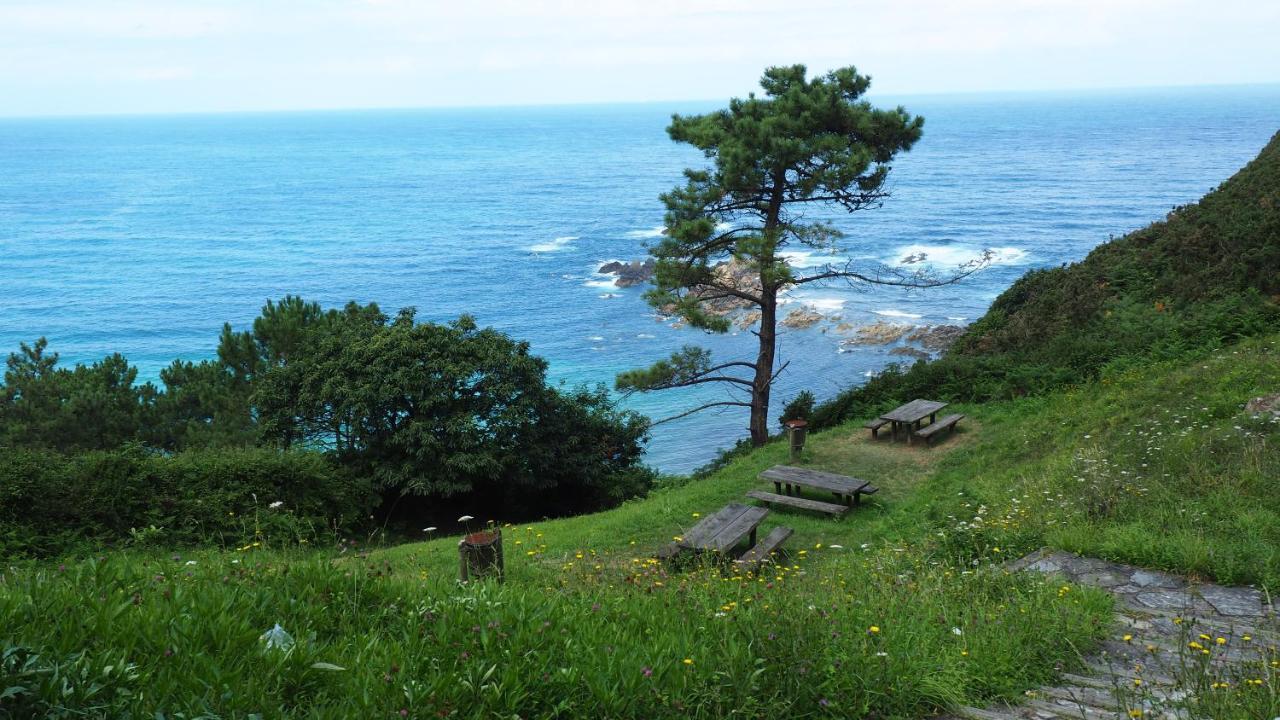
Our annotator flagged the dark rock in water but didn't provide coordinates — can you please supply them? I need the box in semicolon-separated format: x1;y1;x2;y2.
906;325;966;351
598;259;656;288
889;346;930;360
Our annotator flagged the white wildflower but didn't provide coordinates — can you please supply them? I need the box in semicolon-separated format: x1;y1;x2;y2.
458;515;475;523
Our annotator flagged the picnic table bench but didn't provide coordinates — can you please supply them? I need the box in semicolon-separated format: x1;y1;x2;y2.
666;503;795;568
677;503;770;553
875;399;949;444
914;413;964;445
746;489;849;517
758;465;879;508
734;526;793;571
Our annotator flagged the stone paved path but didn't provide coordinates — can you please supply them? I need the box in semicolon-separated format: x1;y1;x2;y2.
938;549;1279;720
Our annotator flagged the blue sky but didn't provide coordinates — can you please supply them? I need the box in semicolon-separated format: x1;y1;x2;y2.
2;0;1278;116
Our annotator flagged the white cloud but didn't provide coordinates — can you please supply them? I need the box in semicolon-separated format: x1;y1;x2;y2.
0;0;1275;115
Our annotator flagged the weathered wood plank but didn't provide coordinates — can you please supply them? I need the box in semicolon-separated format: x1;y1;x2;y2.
735;526;793;568
746;490;849;516
915;413;964;442
879;399;948;424
759;465;869;495
678;504;747;549
706;506;769;553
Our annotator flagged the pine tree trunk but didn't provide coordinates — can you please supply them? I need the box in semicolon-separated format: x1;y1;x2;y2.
749;292;777;446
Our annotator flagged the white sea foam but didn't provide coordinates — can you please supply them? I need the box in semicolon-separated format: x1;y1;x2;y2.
584;279;616;289
530;236;580;252
625;226;666;239
588;335;604;341
872;309;924;319
800;297;847;312
891;244;1029;268
947;316;968;322
598;293;620;299
636;333;656;339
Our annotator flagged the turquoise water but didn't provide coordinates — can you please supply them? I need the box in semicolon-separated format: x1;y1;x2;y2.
2;85;1278;472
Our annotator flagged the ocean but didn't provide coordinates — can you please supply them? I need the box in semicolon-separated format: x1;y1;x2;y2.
2;84;1278;473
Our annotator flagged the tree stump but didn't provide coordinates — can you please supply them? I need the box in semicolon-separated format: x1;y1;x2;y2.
458;529;504;583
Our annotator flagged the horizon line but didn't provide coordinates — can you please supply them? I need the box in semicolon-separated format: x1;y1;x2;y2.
3;79;1278;122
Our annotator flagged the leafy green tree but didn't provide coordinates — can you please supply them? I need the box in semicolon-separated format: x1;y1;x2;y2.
618;65;984;446
254;306;653;512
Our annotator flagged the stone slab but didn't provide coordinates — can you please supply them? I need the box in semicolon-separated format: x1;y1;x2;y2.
1198;584;1265;617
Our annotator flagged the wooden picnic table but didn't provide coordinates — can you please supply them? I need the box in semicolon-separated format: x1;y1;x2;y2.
759;465;876;506
677;503;770;553
880;399;948;444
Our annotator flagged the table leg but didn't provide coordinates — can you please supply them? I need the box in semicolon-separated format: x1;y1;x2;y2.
748;528;757;547
773;480;781;494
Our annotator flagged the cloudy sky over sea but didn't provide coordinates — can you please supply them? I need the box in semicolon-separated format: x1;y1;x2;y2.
1;0;1277;116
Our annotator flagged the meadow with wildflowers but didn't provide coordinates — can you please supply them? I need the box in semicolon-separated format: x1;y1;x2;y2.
5;332;1280;717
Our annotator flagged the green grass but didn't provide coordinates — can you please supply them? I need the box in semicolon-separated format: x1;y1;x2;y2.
4;335;1280;718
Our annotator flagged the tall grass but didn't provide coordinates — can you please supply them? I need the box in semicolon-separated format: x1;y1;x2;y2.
1;542;1108;719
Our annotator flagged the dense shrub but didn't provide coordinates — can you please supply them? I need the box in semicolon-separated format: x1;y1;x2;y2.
0;446;375;557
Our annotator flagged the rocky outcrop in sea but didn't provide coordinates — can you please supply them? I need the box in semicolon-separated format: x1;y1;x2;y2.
598;259;656;288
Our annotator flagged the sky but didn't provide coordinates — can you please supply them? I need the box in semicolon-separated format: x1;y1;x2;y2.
1;0;1278;117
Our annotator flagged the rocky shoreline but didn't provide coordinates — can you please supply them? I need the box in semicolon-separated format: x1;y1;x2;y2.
600;257;967;356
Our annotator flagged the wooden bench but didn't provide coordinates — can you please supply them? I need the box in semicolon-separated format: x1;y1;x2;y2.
734;526;793;571
914;413;964;445
746;490;849;517
863;417;889;439
759;465;879;506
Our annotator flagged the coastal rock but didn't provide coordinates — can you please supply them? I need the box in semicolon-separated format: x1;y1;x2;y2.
737;310;761;330
780;306;823;329
889;346;930;361
598;259;656;288
842;321;912;346
906;324;967;351
688;260;762;315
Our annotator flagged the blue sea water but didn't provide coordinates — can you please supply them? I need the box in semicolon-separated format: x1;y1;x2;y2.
2;85;1278;473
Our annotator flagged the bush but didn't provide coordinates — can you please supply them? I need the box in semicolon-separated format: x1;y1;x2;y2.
777;390;815;428
0;446;375;557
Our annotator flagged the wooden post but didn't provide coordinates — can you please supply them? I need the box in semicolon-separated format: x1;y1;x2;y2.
459;529;504;583
785;420;808;462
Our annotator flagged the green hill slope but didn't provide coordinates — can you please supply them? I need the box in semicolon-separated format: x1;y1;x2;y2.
5;332;1277;718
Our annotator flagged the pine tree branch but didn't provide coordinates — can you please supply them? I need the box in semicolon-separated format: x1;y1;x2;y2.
651;401;753;426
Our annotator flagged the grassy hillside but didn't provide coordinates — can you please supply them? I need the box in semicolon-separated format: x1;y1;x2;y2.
5;333;1278;718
